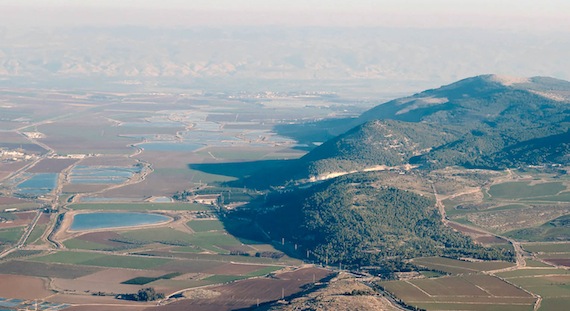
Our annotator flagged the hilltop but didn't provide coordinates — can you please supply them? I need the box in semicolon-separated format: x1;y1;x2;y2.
271;75;570;182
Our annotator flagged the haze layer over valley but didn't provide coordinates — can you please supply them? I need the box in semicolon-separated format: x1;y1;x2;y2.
1;1;570;310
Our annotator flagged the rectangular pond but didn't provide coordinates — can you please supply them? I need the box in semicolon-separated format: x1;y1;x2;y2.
71;212;171;231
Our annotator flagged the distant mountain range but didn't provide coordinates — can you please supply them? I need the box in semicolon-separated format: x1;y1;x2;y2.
2;27;569;91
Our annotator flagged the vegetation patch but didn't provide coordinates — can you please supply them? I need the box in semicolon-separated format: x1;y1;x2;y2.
488;182;565;199
259;173;513;271
25;224;47;245
412;257;514;275
0;226;25;244
117;287;165;301
187;219;225;232
506;214;570;241
63;238;110;250
32;251;171;269
523;242;570;253
0;260;101;278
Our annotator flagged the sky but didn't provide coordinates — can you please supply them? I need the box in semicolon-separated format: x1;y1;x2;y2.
2;0;569;30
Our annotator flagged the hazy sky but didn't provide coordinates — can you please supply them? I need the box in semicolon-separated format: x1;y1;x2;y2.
2;0;569;30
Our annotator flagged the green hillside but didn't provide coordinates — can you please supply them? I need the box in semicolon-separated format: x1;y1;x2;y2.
258;173;512;270
293;75;570;177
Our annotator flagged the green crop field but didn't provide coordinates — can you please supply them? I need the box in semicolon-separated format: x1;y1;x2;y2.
539;298;570;311
488;182;565;199
0;260;101;278
32;251;172;269
523;242;570;253
185;231;243;253
521;191;570;202
246;266;281;277
126;230;245;254
120;227;195;245
25;224;46;245
33;251;106;264
0;226;25;244
69;202;210;211
507;217;570;242
187;219;225;232
412;257;514;275
506;275;570;298
525;259;553;267
497;268;570;278
63;238;112;250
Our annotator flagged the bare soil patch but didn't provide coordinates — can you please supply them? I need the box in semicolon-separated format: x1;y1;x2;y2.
0;197;31;205
28;158;78;173
0;274;53;299
78;156;138;167
37;212;51;225
78;268;166;284
63;184;112;194
150;267;332;311
0;211;36;228
449;222;486;235
544;258;570;267
49;293;151;307
0;160;32;173
52;277;141;295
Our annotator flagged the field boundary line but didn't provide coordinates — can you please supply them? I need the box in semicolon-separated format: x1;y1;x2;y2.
404;280;433;297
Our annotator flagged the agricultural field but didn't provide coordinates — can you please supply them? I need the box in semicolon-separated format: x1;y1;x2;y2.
380;274;536;311
498;269;570;311
0;87;340;310
412;257;515;275
521;242;570;267
441;176;570;236
5;87;569;310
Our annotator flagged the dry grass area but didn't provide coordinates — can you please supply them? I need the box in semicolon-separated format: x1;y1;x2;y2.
0;197;32;205
466;204;570;233
268;272;399;311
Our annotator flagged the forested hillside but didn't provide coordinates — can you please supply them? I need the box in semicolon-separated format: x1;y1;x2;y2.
284;75;570;179
258;173;512;270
